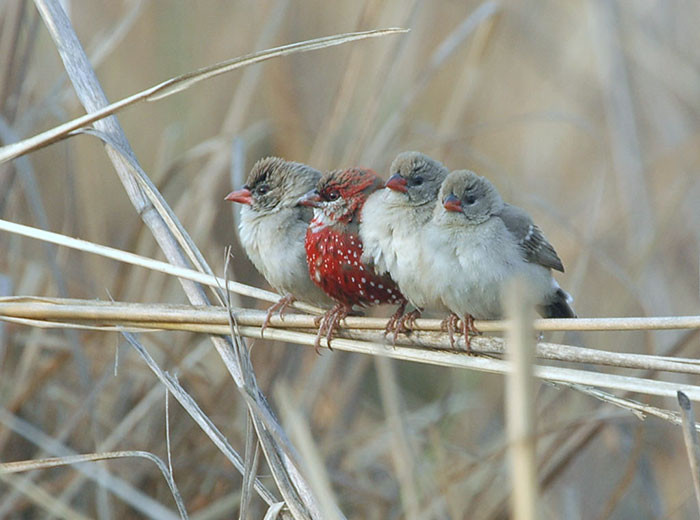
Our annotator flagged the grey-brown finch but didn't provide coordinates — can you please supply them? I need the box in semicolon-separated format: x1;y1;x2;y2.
225;157;333;330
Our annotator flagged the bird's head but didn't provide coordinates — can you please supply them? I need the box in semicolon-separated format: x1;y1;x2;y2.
438;170;503;225
384;151;448;207
298;167;383;225
225;157;321;214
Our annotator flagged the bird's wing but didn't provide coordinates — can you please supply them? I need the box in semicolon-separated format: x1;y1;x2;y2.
497;203;564;272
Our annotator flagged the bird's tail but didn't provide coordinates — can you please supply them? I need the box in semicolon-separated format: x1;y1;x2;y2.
538;288;576;319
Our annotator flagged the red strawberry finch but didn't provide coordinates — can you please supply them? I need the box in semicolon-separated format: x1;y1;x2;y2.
425;169;575;349
360;151;451;338
225;157;333;332
298;167;406;350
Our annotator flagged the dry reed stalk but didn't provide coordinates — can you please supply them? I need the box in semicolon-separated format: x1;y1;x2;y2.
677;391;700;515
0;217;323;314
375;355;421;519
4;302;700;406
0;26;408;164
0;451;187;519
2;298;700;377
505;279;538;520
2;2;698;518
274;385;344;520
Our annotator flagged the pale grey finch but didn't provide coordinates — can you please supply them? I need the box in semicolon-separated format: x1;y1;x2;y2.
225;157;333;330
360;151;451;334
425;169;575;346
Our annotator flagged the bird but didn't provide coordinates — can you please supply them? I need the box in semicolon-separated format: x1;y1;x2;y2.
425;169;575;349
360;151;451;338
298;167;407;351
225;157;334;333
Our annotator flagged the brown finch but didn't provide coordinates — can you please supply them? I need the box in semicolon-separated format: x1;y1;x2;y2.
225;157;333;331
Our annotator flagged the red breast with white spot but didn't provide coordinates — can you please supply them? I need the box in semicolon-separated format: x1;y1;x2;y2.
301;167;405;308
305;226;403;307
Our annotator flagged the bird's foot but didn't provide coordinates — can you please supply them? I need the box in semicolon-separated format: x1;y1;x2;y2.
314;304;348;354
261;294;296;336
384;301;406;336
460;314;480;354
402;309;421;331
384;301;415;347
441;313;460;349
322;304;349;353
390;308;422;346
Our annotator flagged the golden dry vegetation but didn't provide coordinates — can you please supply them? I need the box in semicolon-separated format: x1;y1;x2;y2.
1;1;700;518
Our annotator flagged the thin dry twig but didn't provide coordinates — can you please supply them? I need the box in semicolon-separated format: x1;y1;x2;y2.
0;407;180;519
677;391;700;515
0;451;188;519
0;27;407;164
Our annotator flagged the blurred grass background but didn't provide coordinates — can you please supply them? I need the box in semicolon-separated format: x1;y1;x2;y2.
1;0;700;518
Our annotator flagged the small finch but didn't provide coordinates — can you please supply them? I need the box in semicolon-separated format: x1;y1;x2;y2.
360;151;451;337
298;167;407;350
225;157;333;332
425;169;575;348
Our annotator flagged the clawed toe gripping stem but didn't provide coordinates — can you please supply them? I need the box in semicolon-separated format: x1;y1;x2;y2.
460;314;480;353
314;304;350;354
440;313;460;349
387;306;422;346
261;294;296;336
441;313;479;352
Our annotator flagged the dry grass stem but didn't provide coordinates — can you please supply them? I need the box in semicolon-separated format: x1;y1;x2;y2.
2;1;699;517
0;217;323;314
677;391;700;515
505;279;538;520
0;451;188;519
0;27;407;164
1;298;699;375
6;302;700;405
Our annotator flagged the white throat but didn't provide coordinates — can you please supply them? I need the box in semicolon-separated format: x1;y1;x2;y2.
310;208;333;233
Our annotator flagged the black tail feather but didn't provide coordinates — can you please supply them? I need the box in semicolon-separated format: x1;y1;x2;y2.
538;288;576;319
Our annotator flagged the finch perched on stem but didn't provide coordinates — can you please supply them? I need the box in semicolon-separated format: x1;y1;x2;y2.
425;169;575;349
225;157;333;333
360;151;453;340
298;167;406;351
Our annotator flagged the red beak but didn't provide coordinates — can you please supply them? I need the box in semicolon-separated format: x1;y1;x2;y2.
385;174;408;193
225;188;253;205
297;189;323;208
443;194;462;212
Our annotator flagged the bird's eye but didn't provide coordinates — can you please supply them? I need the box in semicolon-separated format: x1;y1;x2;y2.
412;176;424;186
327;189;340;201
256;184;270;195
465;195;476;205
